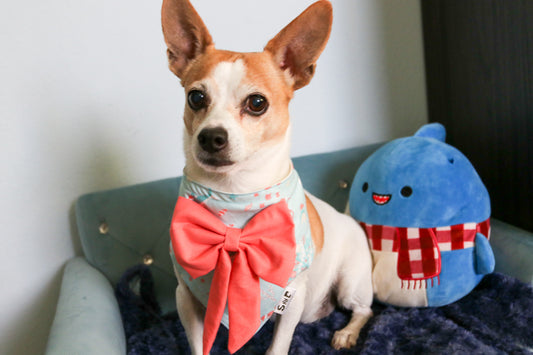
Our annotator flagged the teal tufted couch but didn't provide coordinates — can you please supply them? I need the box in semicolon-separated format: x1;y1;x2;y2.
45;143;533;354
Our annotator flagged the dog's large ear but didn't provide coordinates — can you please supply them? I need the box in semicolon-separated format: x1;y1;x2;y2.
264;0;333;90
161;0;213;78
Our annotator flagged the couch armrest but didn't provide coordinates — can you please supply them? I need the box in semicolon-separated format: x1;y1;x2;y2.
491;219;533;284
45;257;126;355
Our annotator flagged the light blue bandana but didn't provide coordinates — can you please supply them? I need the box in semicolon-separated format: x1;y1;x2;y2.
170;168;314;332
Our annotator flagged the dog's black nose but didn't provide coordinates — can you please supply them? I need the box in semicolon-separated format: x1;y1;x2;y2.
198;127;228;153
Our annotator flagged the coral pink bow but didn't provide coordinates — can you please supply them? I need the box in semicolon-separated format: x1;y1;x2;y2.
170;196;296;355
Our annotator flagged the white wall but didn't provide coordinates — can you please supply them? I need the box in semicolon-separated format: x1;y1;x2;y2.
0;0;426;353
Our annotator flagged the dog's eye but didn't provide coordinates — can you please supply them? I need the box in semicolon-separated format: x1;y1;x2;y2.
188;90;208;111
245;94;268;116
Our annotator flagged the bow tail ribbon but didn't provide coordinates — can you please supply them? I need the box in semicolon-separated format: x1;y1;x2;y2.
228;252;262;353
202;251;265;355
202;250;231;354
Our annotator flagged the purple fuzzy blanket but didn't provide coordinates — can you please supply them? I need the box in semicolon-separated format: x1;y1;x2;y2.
116;268;533;354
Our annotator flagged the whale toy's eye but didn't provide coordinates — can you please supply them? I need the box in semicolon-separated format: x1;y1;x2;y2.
401;186;413;197
362;182;369;193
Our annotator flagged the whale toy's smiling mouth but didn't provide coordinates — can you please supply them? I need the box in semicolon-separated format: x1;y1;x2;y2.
372;193;391;205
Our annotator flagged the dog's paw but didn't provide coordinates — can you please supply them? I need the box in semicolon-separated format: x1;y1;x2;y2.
331;329;358;350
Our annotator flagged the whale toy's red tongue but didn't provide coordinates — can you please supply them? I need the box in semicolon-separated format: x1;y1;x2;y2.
372;193;391;205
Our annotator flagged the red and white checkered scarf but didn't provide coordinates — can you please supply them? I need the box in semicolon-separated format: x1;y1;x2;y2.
361;219;490;288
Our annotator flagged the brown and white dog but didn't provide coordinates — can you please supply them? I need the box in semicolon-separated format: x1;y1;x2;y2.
162;0;373;353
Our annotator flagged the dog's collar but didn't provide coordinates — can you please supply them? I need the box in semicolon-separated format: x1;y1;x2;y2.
171;168;315;342
178;168;301;229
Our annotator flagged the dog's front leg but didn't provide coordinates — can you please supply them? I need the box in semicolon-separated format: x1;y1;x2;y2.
175;271;205;355
266;271;308;355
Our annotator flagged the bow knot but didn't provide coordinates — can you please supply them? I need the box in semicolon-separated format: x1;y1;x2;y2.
224;227;241;252
170;196;296;355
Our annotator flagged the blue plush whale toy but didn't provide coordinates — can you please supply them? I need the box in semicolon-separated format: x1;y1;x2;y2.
349;123;495;307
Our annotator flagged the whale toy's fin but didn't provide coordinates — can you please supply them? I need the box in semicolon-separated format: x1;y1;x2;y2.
414;123;446;142
475;233;495;275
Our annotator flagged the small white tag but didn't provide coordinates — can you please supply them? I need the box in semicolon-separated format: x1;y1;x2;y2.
274;287;296;315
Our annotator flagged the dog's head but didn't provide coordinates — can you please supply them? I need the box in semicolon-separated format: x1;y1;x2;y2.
162;0;332;183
